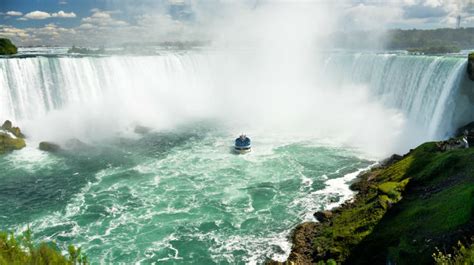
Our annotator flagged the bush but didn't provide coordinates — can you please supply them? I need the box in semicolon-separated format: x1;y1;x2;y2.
0;229;88;264
0;38;18;55
433;239;474;265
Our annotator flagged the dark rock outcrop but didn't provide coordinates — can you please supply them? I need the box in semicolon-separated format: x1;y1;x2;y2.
39;142;61;152
468;53;474;81
454;121;474;147
380;154;403;167
1;120;25;138
455;121;474;137
267;222;320;265
314;210;333;223
134;125;152;135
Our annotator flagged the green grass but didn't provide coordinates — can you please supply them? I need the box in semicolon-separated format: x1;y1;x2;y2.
307;141;474;264
378;155;414;182
377;179;409;200
345;143;474;264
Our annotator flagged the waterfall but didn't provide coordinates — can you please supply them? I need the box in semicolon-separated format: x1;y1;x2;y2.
0;51;472;152
322;53;471;138
0;54;215;121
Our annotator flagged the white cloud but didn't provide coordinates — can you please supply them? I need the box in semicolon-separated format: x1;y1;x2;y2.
337;0;474;29
33;23;76;38
81;10;128;27
22;10;77;20
423;0;443;8
6;11;23;16
24;11;51;20
51;11;76;18
135;14;188;36
90;11;111;19
0;25;30;43
78;23;95;30
344;3;405;30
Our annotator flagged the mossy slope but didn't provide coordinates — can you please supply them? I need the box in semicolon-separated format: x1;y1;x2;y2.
346;143;474;264
274;142;474;265
307;152;413;263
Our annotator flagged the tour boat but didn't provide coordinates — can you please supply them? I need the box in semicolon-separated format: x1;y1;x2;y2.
234;134;251;154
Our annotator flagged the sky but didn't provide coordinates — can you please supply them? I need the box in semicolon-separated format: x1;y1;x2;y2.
0;0;473;46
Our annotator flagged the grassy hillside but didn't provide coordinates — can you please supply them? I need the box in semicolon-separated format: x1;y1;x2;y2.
277;142;474;265
346;143;474;264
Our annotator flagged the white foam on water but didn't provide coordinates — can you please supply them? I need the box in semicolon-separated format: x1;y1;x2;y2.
3;144;64;173
294;163;378;222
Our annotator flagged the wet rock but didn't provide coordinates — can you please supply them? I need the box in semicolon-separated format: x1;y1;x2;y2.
289;222;320;264
1;120;24;138
455;121;474;137
0;132;26;154
0;120;26;154
314;210;333;223
39;141;61;152
456;121;474;147
1;120;12;130
134;125;152;135
436;137;469;151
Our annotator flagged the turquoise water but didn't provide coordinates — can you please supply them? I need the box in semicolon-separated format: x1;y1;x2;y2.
0;124;372;263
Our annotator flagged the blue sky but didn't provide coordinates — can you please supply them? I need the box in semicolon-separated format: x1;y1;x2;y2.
0;0;473;46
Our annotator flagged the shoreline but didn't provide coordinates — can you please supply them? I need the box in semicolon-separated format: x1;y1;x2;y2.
269;161;387;264
271;162;379;263
270;138;474;264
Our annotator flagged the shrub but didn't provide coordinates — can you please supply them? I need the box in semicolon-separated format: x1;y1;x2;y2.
0;38;18;55
433;239;474;265
0;229;88;265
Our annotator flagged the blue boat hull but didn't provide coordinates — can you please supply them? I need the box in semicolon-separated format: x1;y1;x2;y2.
234;135;251;154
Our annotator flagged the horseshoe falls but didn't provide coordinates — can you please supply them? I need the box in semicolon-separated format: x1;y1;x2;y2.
0;51;473;264
1;52;471;142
